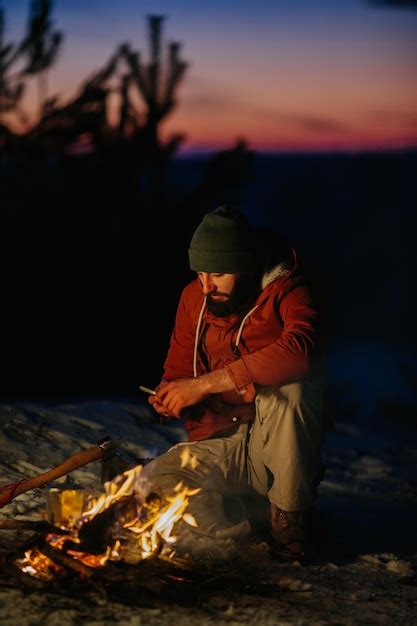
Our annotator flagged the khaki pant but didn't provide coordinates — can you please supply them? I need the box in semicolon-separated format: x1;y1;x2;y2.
141;380;324;552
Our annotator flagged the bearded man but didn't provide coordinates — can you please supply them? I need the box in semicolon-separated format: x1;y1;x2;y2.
142;204;325;563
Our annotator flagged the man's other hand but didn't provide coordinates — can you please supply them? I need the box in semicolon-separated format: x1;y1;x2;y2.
149;377;209;419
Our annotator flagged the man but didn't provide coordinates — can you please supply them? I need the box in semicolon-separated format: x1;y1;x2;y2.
143;204;324;563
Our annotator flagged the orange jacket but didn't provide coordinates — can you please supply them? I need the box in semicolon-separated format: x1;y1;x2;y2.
163;252;321;441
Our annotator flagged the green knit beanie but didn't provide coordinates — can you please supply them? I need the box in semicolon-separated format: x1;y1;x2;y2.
188;205;259;273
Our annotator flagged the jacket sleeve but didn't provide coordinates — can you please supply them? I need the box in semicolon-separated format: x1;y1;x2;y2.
162;287;198;381
225;283;319;396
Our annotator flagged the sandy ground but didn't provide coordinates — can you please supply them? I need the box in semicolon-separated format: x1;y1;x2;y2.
1;396;417;625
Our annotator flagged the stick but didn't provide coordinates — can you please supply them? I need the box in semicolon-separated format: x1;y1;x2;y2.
37;539;96;580
138;385;156;395
0;438;114;508
0;519;70;535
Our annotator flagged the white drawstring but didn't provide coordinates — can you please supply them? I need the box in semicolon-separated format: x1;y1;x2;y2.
193;296;207;377
193;298;259;375
234;304;259;353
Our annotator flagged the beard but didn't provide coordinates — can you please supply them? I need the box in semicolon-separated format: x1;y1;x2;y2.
206;274;261;318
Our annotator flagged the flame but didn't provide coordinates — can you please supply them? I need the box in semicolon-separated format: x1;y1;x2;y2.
180;447;199;470
81;465;144;520
127;483;200;559
16;463;201;578
17;548;62;581
67;545;112;567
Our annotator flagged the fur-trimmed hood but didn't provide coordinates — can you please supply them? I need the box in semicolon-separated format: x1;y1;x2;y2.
261;255;294;289
256;227;295;290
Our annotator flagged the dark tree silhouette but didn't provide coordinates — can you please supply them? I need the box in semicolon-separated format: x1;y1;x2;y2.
0;5;26;121
119;16;188;145
368;0;417;7
1;9;189;181
118;15;189;203
19;0;63;118
14;15;188;181
0;8;259;396
31;49;120;150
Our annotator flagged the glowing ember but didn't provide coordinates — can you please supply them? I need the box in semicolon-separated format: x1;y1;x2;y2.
15;462;200;579
17;548;62;581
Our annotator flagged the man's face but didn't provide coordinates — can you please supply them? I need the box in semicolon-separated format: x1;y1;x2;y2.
197;272;259;317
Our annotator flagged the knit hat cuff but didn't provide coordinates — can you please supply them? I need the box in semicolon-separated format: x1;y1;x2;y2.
188;249;258;274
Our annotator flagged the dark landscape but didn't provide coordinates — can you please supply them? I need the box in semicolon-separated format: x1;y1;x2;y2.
2;147;416;400
1;2;416;623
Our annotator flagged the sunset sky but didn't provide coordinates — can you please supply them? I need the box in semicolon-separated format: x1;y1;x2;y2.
3;0;417;153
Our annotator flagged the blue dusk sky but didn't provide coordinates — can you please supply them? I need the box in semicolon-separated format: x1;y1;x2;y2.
2;0;417;152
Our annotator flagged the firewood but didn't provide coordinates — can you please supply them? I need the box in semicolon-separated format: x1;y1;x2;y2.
0;519;70;535
37;539;97;580
77;495;139;553
0;559;49;590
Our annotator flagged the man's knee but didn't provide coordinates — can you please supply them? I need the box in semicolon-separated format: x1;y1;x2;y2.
140;448;185;494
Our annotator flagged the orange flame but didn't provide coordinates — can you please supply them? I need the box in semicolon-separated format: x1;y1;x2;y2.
16;462;200;578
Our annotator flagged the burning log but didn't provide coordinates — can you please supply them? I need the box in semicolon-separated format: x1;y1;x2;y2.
36;539;97;580
1;526;197;597
0;519;288;607
1;460;282;603
0;519;70;535
76;494;141;554
0;556;50;590
76;491;162;555
1;464;201;585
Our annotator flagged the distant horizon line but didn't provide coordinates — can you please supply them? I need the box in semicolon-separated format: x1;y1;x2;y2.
174;145;417;159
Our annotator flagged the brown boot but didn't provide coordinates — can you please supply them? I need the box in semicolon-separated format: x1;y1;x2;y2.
270;504;312;563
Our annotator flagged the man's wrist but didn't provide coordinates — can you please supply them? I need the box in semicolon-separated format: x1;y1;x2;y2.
198;369;235;395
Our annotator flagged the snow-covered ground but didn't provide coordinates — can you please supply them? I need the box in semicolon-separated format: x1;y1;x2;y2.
1;342;417;625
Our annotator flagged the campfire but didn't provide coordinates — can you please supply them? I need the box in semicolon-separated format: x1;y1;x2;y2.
10;451;201;583
0;446;277;604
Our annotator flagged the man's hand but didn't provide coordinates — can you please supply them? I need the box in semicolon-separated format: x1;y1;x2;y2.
147;369;236;419
149;377;210;419
147;379;172;419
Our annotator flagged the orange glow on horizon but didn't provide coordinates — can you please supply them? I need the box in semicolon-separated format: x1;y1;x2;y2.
2;0;416;153
3;48;416;154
